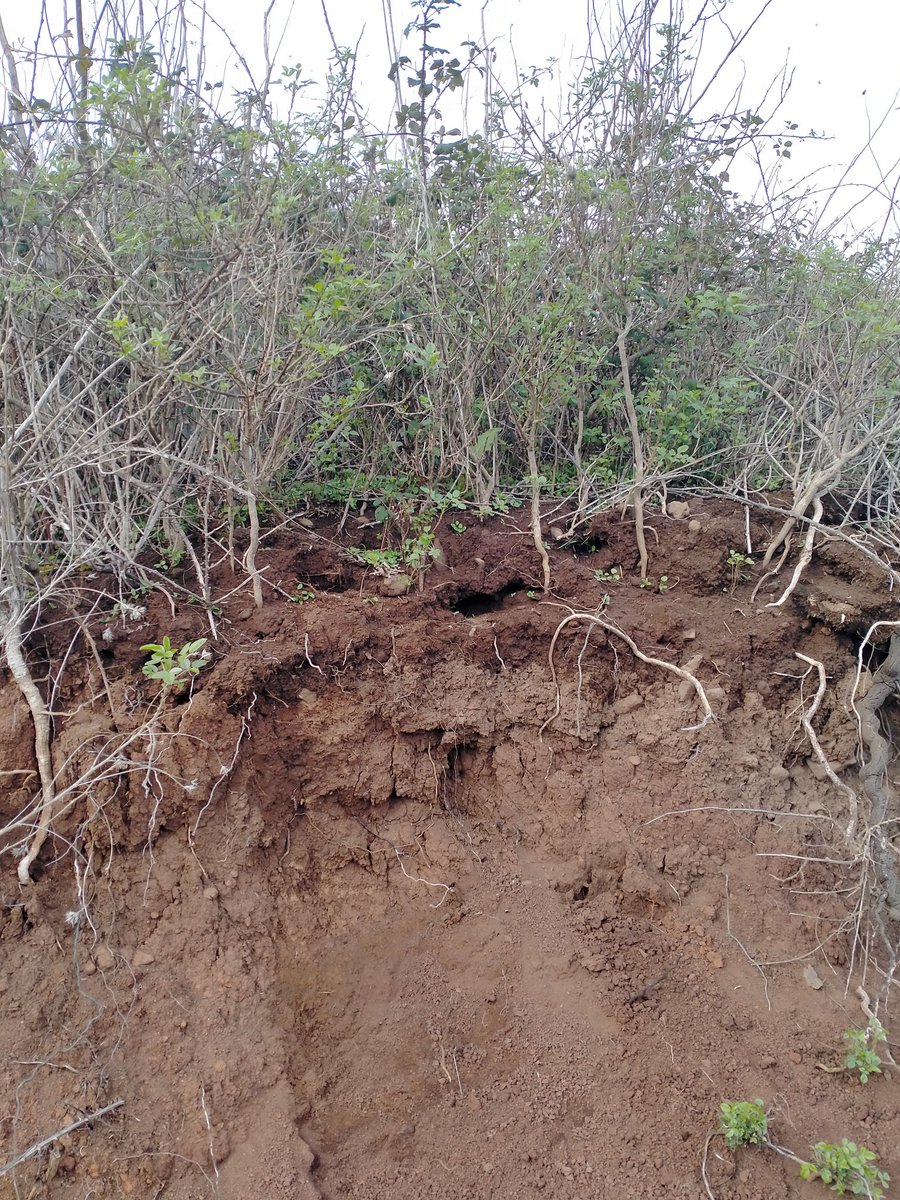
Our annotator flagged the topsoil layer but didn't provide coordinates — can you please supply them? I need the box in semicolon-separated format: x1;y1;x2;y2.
1;499;899;1199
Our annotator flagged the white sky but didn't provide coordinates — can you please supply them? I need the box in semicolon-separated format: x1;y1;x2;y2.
4;1;900;235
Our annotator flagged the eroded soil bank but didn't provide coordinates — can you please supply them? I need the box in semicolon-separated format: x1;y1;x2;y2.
1;500;898;1199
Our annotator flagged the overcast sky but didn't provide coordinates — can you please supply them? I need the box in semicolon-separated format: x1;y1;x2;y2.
5;1;899;235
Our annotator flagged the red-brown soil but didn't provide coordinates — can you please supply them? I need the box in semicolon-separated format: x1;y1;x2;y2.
1;499;898;1199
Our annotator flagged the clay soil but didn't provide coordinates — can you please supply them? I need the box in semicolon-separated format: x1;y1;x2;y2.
1;499;899;1199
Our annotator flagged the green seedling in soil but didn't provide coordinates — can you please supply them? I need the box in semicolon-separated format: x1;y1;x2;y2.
799;1140;890;1198
843;1019;887;1084
141;636;208;689
594;566;622;583
154;544;185;572
639;575;673;593
719;1099;768;1149
726;548;753;592
289;585;316;604
711;1100;889;1199
348;547;402;573
450;520;466;533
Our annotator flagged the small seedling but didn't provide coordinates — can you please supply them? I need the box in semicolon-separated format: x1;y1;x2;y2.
348;547;402;573
141;636;208;689
289;584;315;604
594;566;622;583
450;520;466;534
154;544;185;572
799;1140;890;1198
843;1019;887;1084
527;589;540;599
726;548;754;592
719;1099;768;1150
659;574;669;592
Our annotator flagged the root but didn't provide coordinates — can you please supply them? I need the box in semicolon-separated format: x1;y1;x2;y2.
854;632;900;922
795;652;859;841
765;496;823;609
539;605;716;738
749;535;791;604
3;616;55;885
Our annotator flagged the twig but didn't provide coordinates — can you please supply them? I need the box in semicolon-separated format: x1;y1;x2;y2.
0;1099;124;1179
625;969;670;1005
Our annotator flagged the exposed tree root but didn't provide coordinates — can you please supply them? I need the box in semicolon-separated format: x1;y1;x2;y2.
854;633;900;923
750;534;791;604
795;652;859;841
766;496;823;609
540;604;716;739
3;616;55;885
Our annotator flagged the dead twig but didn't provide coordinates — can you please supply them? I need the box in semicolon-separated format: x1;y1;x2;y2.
0;1098;124;1179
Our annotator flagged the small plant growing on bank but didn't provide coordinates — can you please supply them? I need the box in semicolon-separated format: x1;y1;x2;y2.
288;584;315;604
843;1019;888;1084
450;520;466;534
141;636;208;689
639;574;673;593
720;1099;768;1149
726;548;753;592
154;544;185;572
594;566;622;583
710;1098;889;1199
799;1140;890;1198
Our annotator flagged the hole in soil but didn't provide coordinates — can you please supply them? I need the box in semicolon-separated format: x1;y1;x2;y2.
451;581;523;617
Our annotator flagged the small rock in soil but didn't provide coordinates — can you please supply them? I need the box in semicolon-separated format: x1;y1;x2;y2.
94;944;115;971
803;965;825;990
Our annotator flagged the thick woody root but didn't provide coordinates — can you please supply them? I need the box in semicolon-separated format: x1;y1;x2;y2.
765;497;823;609
853;632;900;925
3;619;55;885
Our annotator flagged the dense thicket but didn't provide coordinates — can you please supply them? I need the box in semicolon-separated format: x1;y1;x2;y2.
1;0;899;613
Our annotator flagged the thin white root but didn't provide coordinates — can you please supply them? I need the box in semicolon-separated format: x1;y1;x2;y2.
4;619;55;884
765;496;823;609
394;848;453;908
540;606;716;739
795;652;859;841
700;1131;718;1200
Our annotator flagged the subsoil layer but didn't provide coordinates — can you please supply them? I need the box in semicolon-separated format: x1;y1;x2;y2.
1;500;899;1199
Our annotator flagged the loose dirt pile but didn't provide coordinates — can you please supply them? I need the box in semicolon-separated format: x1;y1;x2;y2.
1;500;898;1199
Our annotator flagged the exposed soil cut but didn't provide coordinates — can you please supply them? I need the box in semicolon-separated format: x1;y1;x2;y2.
1;500;899;1199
